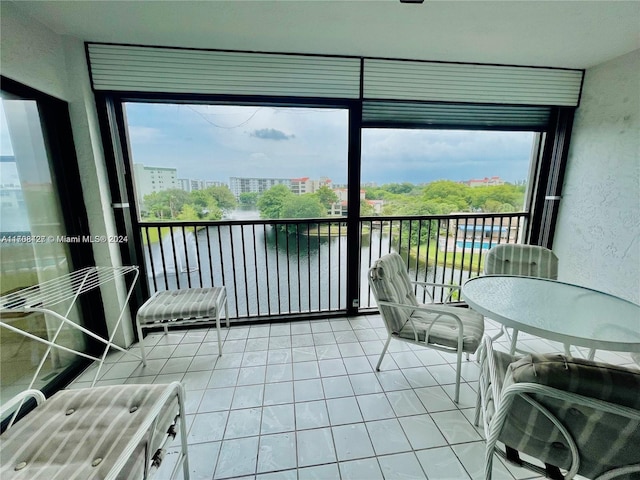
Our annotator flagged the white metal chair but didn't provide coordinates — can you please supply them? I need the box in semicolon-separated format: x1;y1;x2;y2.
484;244;559;354
475;336;640;480
368;252;485;403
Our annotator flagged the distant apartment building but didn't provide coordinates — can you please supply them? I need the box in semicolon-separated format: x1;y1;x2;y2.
330;188;367;216
178;178;226;192
229;177;292;198
133;164;179;210
290;177;331;195
466;176;505;187
291;177;331;195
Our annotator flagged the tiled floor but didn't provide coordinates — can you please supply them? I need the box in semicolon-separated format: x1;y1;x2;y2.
71;315;637;480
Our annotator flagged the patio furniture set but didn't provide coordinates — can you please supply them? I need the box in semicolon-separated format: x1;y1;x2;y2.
1;247;639;479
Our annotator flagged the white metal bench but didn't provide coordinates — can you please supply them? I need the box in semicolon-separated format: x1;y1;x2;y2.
0;266;190;479
136;287;229;365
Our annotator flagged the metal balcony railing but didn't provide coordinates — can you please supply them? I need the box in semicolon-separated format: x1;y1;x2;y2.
139;212;528;321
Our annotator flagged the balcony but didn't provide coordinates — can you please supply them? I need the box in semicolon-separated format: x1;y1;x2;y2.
70;314;636;479
140;212;527;320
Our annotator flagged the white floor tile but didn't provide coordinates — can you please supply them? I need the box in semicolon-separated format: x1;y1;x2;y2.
342;356;373;375
399;414;448;449
256;432;297;473
331;423;375;461
322;375;355;399
296;427;337;467
366;418;412;455
188;411;228;444
349;373;384;395
386;389;428;417
339;457;384;480
224;407;262;439
199;387;234;412
356;393;396;421
231;384;264;409
416;446;472;480
208;368;239;388
265;363;293;383
242;351;268;367
293;361;320;380
178;441;220;480
261;403;296;434
266;348;292;365
431;410;483;444
298;463;340;480
295;400;330;430
237;365;266;385
214;436;259;479
377;452;428;479
293;378;324;402
263;381;294;405
376;369;412;391
326;396;363;425
415;384;458;412
318;358;347;377
402;366;438;388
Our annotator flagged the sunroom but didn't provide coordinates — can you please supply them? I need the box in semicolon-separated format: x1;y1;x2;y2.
1;1;638;479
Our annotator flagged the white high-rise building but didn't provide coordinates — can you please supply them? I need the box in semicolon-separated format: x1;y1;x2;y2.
133;164;179;210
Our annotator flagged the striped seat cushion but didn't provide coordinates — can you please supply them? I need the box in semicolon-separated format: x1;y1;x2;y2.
398;304;485;353
1;384;181;480
484;244;558;279
137;287;225;325
498;354;640;479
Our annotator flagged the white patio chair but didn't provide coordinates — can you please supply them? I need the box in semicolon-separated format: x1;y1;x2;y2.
368;252;485;403
484;244;560;355
475;335;640;480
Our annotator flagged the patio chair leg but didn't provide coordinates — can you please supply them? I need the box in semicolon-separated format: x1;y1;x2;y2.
509;329;519;355
376;336;392;371
454;348;462;403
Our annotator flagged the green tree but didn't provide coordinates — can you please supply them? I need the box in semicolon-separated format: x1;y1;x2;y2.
204;185;237;212
422;181;470;212
142;189;191;219
239;192;260;206
257;184;294;219
176;203;199;221
281;194;326;219
315;185;339;210
360;199;375;216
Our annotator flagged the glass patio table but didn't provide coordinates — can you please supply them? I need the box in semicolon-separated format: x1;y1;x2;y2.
461;275;640;353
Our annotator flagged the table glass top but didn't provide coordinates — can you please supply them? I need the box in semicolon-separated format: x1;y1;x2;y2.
462;275;640;351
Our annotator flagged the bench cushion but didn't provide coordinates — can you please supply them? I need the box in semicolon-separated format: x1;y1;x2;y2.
137;287;225;325
0;383;181;480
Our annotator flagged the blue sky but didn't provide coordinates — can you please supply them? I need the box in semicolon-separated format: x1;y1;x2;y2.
125;103;534;186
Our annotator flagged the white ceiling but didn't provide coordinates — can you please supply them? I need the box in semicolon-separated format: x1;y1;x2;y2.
9;0;640;69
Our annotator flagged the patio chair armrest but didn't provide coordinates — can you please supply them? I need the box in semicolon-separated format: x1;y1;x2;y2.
410;281;461;291
376;299;465;343
1;389;46;429
409;281;460;302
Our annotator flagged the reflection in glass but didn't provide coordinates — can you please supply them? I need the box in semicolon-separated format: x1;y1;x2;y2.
0;97;84;400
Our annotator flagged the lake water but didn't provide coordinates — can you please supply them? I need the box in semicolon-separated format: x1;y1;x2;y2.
142;211;472;318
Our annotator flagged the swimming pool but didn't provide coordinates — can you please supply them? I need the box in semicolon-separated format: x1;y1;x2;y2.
455;240;493;250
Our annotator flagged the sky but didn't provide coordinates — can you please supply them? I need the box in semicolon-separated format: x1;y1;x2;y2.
125;103;535;186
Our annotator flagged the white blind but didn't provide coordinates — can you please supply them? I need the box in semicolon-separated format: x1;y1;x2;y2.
363;59;583;106
363;101;551;130
87;44;362;98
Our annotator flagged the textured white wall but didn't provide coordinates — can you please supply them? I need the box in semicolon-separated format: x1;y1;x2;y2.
0;2;68;100
1;3;134;345
554;49;639;303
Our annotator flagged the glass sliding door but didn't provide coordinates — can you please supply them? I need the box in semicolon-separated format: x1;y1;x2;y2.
0;87;90;400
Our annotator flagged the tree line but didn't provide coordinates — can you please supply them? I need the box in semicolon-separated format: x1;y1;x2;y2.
141;180;525;222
